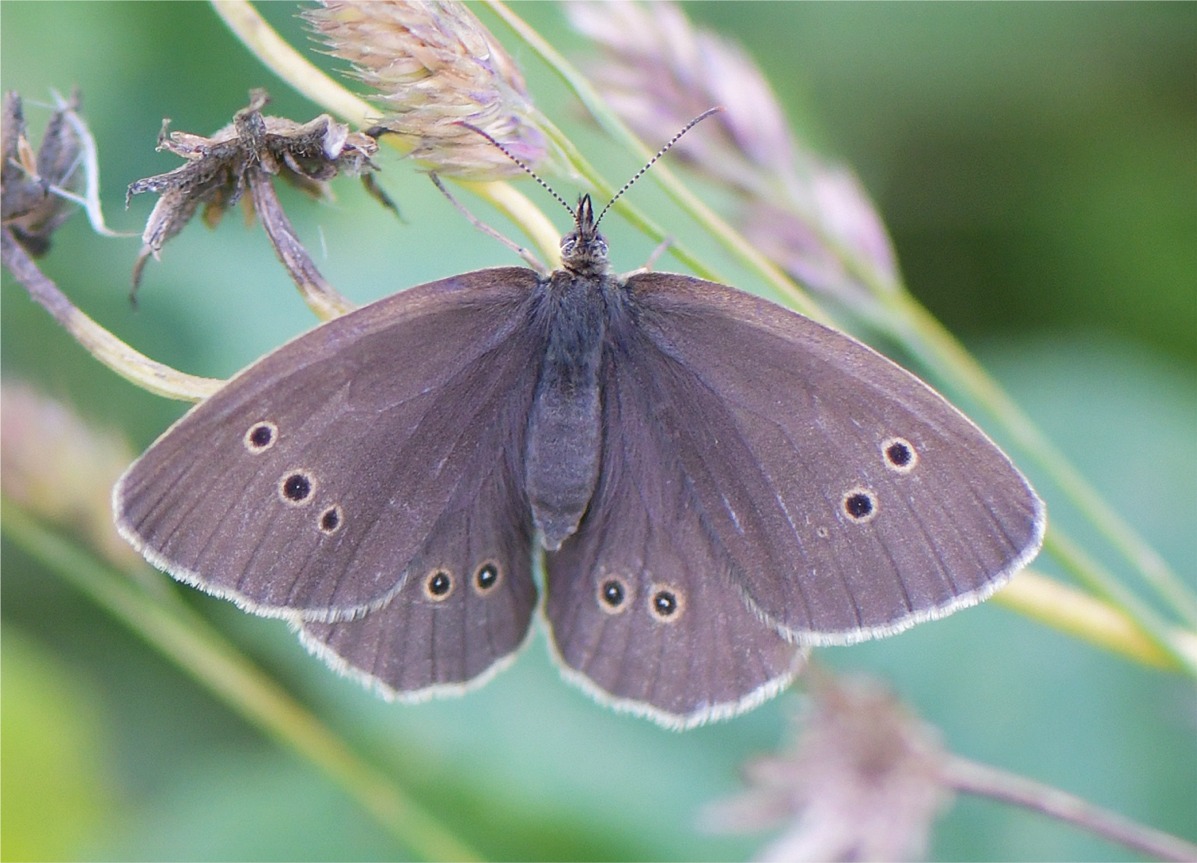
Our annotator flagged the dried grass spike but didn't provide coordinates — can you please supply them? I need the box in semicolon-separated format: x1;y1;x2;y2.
306;0;550;179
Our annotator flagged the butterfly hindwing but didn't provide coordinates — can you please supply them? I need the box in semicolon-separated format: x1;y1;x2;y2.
543;324;806;728
298;427;538;697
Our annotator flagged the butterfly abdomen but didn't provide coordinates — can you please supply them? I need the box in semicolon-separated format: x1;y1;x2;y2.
525;271;611;550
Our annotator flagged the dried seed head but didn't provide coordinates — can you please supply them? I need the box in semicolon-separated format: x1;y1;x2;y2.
306;1;549;179
1;90;84;257
127;89;382;289
569;1;899;304
706;675;950;862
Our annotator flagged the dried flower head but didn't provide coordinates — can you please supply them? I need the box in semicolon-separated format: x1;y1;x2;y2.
569;1;899;304
1;381;141;570
1;91;83;257
707;675;951;862
306;0;550;179
127;89;382;288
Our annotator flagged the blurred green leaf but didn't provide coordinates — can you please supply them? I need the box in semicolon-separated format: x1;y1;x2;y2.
0;629;122;861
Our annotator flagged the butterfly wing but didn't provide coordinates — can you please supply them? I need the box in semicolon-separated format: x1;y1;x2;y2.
622;271;1045;643
115;268;543;625
296;422;537;697
542;327;806;729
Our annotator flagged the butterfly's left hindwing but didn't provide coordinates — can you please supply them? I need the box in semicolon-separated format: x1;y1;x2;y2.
297;424;538;698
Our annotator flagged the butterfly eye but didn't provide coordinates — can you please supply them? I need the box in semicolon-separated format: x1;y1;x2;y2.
474;561;501;594
882;436;918;474
597;577;629;614
279;470;315;505
424;569;454;601
244;421;278;452
648;586;684;622
842;487;878;524
318;505;343;535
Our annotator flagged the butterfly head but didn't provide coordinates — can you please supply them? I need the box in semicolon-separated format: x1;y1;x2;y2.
560;194;610;278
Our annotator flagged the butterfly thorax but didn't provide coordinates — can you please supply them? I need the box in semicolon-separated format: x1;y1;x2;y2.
525;196;619;551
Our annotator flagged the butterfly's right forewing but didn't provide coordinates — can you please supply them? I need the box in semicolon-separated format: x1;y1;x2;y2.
624;272;1045;643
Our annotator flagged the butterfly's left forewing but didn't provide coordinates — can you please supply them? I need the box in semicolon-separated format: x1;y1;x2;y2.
115;268;544;622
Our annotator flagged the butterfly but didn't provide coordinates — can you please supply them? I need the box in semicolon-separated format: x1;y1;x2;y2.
116;192;1044;729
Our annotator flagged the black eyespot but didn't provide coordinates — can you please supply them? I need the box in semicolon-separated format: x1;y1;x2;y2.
649;586;684;622
598;577;628;614
845;493;872;518
475;561;500;593
279;471;314;504
244;421;277;452
425;570;453;601
842;488;878;523
882;437;918;473
319;505;342;534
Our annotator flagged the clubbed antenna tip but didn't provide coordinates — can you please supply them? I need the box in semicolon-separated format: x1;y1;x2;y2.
594;106;722;227
454;120;574;219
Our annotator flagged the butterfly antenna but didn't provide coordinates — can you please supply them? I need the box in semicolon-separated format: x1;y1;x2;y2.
460;107;721;229
456;122;575;219
593;107;722;228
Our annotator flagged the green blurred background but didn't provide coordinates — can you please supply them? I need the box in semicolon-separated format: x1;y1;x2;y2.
2;3;1194;861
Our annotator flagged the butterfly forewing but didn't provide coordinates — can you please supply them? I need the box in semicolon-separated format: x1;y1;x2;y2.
625;271;1045;643
115;268;544;619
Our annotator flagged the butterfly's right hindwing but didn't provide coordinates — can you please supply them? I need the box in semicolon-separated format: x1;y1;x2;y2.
542;321;806;728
